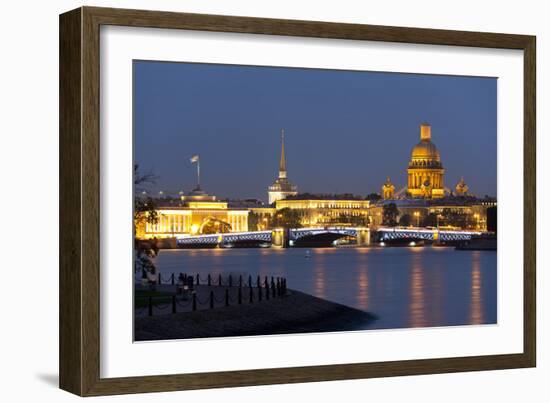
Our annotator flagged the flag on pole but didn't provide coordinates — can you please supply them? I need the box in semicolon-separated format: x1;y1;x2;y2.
190;154;201;188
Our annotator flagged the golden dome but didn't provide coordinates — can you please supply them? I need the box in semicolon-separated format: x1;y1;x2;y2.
411;140;440;161
408;123;442;168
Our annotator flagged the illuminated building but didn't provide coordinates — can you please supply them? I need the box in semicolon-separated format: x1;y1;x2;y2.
268;130;298;204
369;122;496;230
368;198;496;231
382;177;395;199
252;195;370;227
137;188;249;239
262;131;371;228
276;197;370;226
455;177;469;196
407;123;445;199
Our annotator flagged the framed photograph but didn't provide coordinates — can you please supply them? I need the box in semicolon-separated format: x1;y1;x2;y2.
59;6;536;396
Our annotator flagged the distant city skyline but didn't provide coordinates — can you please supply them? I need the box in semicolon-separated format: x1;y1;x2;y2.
134;61;497;202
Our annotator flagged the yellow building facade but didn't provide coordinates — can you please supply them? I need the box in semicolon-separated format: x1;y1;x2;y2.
137;192;249;239
252;198;370;227
369;200;495;231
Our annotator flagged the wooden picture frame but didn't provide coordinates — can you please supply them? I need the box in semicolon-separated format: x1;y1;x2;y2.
59;6;536;396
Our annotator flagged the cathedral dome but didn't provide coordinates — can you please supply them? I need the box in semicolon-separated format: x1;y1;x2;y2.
411;140;440;161
408;123;442;168
406;123;445;199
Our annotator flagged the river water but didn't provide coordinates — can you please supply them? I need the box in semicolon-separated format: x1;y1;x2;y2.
151;246;497;330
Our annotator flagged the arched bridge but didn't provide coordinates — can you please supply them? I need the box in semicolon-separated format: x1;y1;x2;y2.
174;227;480;248
176;227;370;248
377;227;482;242
176;231;272;248
289;227;368;247
289;227;358;240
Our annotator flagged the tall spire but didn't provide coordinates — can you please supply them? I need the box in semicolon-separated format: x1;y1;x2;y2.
279;129;287;178
268;128;297;204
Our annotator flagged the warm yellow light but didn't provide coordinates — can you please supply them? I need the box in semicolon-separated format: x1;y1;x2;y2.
190;224;199;234
188;201;228;209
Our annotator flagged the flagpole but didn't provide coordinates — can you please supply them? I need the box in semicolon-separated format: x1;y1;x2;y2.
197;158;200;188
190;154;200;189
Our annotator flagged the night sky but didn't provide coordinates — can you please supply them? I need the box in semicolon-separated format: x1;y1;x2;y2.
133;61;497;202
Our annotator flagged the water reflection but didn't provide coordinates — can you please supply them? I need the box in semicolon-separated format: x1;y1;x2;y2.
430;263;444;326
313;251;327;299
470;251;484;324
409;253;427;328
357;269;369;311
152;247;497;330
356;249;370;311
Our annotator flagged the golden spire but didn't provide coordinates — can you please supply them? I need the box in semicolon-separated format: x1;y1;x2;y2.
279;129;287;178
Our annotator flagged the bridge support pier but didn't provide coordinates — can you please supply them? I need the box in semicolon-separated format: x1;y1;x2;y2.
356;227;371;246
432;229;441;245
271;228;288;248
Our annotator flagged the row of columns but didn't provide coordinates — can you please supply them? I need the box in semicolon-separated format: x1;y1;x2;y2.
408;172;443;189
228;214;248;232
148;214;249;234
147;214;191;233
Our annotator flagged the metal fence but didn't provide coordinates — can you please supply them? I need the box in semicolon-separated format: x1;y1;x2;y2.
135;274;288;316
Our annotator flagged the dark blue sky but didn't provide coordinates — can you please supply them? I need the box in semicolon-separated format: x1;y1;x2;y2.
134;61;497;202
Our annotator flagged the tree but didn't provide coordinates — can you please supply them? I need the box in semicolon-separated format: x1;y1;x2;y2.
422;213;438;227
398;213;412;227
200;217;231;234
366;192;382;201
134;165;159;275
272;208;302;229
134;197;158;234
382;203;399;227
248;211;260;231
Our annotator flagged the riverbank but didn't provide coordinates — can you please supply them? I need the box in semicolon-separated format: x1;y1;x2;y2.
134;289;377;341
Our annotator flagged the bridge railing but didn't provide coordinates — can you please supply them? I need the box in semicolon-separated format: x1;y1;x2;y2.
176;231;273;246
376;227;483;242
